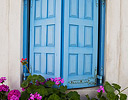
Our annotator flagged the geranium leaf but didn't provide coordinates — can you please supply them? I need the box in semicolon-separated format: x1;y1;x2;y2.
48;94;60;100
21;80;29;88
104;81;114;93
45;80;55;87
85;94;91;100
59;86;67;93
120;93;127;100
37;75;45;82
97;91;102;98
67;91;80;100
112;83;121;90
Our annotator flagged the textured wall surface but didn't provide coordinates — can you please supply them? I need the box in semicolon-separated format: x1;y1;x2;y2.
105;0;128;95
0;0;128;95
0;0;23;89
0;0;9;85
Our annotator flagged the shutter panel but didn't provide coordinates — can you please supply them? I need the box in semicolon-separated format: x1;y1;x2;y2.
63;0;99;88
30;0;62;78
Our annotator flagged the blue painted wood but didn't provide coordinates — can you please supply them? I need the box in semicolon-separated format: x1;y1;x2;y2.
30;0;62;78
98;0;106;85
62;0;99;88
23;0;29;80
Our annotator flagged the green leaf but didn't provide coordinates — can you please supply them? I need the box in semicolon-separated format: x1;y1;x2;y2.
85;94;91;100
20;91;30;100
67;91;80;100
106;92;116;100
31;75;38;83
52;88;60;94
47;88;54;95
48;94;60;100
21;80;29;88
27;75;32;81
37;75;45;82
115;95;119;100
97;91;102;98
112;83;121;90
27;84;38;93
120;93;127;100
104;81;114;93
91;98;97;100
99;96;107;100
36;87;48;97
59;86;67;93
45;80;55;87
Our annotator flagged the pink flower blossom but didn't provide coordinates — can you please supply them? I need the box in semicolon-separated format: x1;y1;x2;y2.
50;78;54;82
22;88;25;91
55;81;60;85
54;77;58;81
57;77;61;80
60;78;64;83
0;84;9;92
97;86;105;93
28;92;42;100
8;90;21;100
10;95;19;100
0;77;6;83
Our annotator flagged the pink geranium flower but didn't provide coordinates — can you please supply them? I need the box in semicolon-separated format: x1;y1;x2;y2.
0;77;6;83
0;84;9;92
97;86;105;93
60;78;64;83
8;90;21;100
28;92;42;100
57;77;61;80
22;88;25;91
55;81;60;85
50;78;54;82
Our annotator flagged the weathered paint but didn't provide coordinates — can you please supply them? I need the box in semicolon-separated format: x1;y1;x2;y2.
0;0;127;96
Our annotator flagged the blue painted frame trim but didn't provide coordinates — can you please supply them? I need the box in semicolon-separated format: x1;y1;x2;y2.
23;0;106;85
23;0;29;80
98;0;106;85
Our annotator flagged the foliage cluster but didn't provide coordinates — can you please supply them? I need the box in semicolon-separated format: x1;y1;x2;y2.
21;74;80;100
85;82;128;100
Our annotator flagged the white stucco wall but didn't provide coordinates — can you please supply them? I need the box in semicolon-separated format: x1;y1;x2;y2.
0;0;23;89
0;0;128;95
105;0;128;94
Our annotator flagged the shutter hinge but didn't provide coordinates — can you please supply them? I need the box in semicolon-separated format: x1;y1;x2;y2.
24;0;27;7
102;0;105;7
96;0;99;7
31;0;33;8
97;75;103;85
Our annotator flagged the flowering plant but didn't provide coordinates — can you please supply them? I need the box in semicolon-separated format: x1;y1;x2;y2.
0;77;9;99
8;90;21;100
28;92;42;100
85;81;128;100
20;58;80;100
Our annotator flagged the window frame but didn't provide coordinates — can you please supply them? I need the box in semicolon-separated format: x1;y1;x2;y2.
23;0;106;85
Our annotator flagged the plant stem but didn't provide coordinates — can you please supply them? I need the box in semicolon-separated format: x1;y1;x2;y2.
25;64;31;75
121;87;128;93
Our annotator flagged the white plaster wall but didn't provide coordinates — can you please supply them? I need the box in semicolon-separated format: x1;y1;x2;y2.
0;0;128;95
105;0;121;83
8;0;23;89
0;0;9;85
0;0;23;89
119;0;128;94
105;0;128;95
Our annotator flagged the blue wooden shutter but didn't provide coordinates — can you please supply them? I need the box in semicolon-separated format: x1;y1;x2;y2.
63;0;99;88
30;0;62;78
